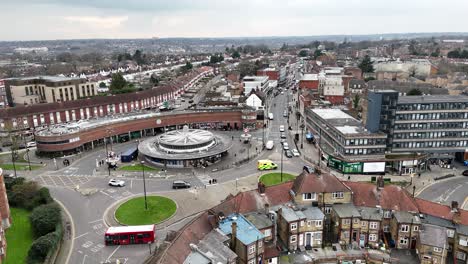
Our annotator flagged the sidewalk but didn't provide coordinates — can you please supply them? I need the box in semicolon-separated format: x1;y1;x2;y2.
103;173;261;229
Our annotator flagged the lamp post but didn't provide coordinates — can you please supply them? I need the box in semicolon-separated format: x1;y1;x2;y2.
11;148;17;177
412;185;416;198
300;123;304;149
104;138;110;176
141;161;148;210
281;144;284;182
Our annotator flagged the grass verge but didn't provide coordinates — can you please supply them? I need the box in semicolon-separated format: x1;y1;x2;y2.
259;172;296;187
4;208;33;264
119;164;159;172
115;196;176;225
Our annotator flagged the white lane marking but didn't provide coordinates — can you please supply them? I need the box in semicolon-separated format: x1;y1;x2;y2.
73;232;89;240
88;219;102;224
106;245;121;262
82;254;88;264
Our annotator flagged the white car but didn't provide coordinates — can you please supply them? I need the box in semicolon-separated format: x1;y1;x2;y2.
26;142;37;148
279;125;285;132
292;149;300;157
283;143;289;150
108;179;125;187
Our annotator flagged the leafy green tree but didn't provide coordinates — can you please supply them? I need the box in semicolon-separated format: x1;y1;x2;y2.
117;53;132;62
312;49;323;59
280;43;288;51
298;50;308;57
210;54;224;64
184;61;193;70
352;94;360;109
407;88;422;96
99;82;106;88
30;203;62;237
27;231;61;264
8;181;40;209
110;73;127;92
133;49;145;65
430;48;440;57
231;50;241;59
358;55;374;73
150;75;159;85
237;60;261;78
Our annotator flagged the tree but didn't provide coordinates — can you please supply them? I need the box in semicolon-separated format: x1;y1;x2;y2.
30;203;62;237
210;54;224;64
133;49;145;65
298;50;308;57
109;73;127;91
184;61;193;70
117;53;132;62
358;55;374;73
150;75;159;85
280;43;288;51
408;66;417;77
312;49;323;59
352;94;360;109
27;231;61;264
99;82;106;88
237;60;260;78
231;50;241;59
8;181;40;209
407;88;422;96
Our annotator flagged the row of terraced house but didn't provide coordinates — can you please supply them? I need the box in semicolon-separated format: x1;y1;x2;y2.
152;167;468;264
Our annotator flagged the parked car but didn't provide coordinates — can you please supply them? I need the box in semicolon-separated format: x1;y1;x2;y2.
303;165;315;174
1;141;12;147
26;142;37;148
172;180;191;189
284;149;293;158
283;143;289;150
108;179;125;187
265;140;274;150
280;133;286;139
292;149;300;157
279;125;285;132
283;111;288;117
18;143;26;149
463;170;468;176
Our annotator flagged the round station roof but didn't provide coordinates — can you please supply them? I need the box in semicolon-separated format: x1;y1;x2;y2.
158;126;214;148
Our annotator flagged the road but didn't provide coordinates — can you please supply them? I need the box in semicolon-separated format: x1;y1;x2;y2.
417;176;468;207
28;81;307;264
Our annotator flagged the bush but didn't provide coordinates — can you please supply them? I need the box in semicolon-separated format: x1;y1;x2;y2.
30;203;61;237
4;176;25;190
7;181;53;210
26;231;60;264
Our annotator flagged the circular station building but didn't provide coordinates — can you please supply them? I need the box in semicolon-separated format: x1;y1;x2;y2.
138;125;232;168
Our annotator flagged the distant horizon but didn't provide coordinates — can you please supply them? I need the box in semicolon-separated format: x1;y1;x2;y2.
2;31;468;43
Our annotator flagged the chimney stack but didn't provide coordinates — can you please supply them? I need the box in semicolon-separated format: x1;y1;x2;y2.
230;222;237;249
265;203;270;215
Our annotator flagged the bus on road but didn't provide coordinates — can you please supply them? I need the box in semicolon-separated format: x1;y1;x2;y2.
105;225;156;246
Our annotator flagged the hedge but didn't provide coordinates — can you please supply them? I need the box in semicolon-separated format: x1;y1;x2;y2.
26;225;62;264
30;203;62;238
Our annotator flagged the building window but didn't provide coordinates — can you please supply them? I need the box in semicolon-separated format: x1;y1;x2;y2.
369;234;377;242
248;244;256;254
459;236;468;247
433;247;442;253
447;229;455;238
400;238;408;245
369;222;378;229
353;218;360;224
361;221;367;228
300;220;304;227
290;235;297;243
258;240;262;248
383;225;390;233
413;225;419;232
456;251;466;260
264;229;271;237
248;259;255;264
324;207;332;214
290;223;297;231
343;219;351;225
303;192;316;201
332;192;344;199
315;220;322;227
307;220;313;227
383;211;391;218
400;225;409;232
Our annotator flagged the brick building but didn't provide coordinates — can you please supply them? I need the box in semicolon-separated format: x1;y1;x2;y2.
0;169;11;261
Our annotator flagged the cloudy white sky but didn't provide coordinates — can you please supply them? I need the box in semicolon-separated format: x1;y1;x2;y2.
2;0;468;41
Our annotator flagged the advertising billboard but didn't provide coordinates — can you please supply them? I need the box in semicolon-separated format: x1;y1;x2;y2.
363;162;385;173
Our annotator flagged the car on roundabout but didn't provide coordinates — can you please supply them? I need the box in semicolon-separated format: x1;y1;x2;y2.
285;149;293;158
172;180;191;189
292;149;300;157
108;179;125;187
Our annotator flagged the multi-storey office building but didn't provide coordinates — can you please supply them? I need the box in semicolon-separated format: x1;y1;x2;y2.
367;91;468;169
305;108;387;173
5;76;97;106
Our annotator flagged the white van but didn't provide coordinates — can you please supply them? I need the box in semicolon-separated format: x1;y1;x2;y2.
268;113;274;120
265;140;274;150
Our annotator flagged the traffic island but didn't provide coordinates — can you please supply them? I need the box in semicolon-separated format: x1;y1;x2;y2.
114;196;177;225
259;172;296;187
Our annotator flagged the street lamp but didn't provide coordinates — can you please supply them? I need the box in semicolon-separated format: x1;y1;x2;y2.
280;144;284;182
141;161;148;210
26;148;31;171
10;147;17;177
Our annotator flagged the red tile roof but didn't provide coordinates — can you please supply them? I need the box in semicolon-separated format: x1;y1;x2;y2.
345;181;419;212
292;172;350;195
415;198;468;225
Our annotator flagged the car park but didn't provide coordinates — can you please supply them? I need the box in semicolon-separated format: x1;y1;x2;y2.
284;149;293;158
292;149;300;157
108;179;125;187
172;180;191;189
283;143;289;150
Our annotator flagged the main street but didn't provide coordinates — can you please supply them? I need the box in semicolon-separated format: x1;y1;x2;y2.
27;85;307;264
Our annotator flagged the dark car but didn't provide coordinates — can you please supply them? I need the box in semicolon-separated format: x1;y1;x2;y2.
463;170;468;176
285;149;293;158
172;180;191;189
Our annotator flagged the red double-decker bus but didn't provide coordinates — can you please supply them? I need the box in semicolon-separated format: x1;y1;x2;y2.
104;225;156;246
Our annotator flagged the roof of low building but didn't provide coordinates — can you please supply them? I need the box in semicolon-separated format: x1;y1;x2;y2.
345;181;419;212
393;211;421;224
292;172;350;195
333;204;361;218
218;213;264;245
419;224;447;248
279;206;305;222
357;206;383;221
184;229;237;264
244;212;273;230
302;207;325;220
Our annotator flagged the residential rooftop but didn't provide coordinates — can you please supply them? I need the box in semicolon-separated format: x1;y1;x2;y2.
218;213;264;245
6;75;84;82
357;206;383;221
244;212;273;230
333;204;361;218
419;224;447;248
301;74;319;81
393;211;421;224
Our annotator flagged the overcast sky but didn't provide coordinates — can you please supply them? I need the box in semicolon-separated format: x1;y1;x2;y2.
2;0;468;41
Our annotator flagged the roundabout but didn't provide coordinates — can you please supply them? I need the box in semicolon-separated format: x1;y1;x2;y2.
114;196;177;225
138;125;233;168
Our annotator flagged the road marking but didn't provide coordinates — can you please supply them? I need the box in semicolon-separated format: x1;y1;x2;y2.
88;219;102;224
130;179;133;189
99;190;113;198
82;254;88;264
106;245;121;262
82;241;93;248
74;232;89;240
53;198;75;264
